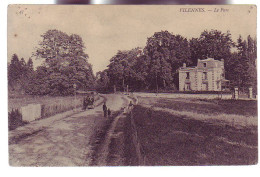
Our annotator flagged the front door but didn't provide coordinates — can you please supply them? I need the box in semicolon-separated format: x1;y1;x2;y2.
185;83;191;91
202;83;208;91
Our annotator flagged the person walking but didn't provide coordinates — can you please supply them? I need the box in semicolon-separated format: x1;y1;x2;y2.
128;101;134;111
83;97;87;110
107;108;111;118
103;102;107;118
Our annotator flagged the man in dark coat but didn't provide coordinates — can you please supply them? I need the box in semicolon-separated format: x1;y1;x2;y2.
83;97;87;110
103;102;107;117
107;108;111;118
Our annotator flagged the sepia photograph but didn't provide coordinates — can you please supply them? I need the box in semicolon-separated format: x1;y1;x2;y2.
7;4;257;166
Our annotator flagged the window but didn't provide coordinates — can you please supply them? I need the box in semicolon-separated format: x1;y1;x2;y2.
202;83;208;91
185;83;191;91
203;63;207;67
186;72;190;79
203;72;207;80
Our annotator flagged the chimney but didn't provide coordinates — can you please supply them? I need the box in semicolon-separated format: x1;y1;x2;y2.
183;63;186;68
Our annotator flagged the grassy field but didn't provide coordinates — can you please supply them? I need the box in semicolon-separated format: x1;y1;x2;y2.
153;98;257;117
131;97;257;165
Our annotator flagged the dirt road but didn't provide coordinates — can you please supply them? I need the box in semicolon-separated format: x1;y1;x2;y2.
9;94;129;166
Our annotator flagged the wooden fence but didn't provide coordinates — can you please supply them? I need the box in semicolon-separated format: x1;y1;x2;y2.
10;94;100;124
129;109;146;165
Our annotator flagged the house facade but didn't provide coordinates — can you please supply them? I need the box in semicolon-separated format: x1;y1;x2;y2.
179;58;228;91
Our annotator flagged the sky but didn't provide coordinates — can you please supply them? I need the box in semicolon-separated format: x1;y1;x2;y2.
8;5;256;74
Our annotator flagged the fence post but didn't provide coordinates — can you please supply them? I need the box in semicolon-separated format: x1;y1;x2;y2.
73;83;77;112
114;85;116;94
249;87;253;99
234;87;239;100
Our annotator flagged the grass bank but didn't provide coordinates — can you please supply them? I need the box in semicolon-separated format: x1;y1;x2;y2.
153;98;257;117
131;97;257;165
89;109;123;166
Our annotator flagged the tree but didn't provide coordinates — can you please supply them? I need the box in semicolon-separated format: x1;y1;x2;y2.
104;47;150;92
26;66;50;95
107;49;133;90
27;58;34;72
131;52;150;90
33;29;95;95
145;31;191;90
121;48;147;91
106;50;127;91
8;54;22;90
222;35;257;94
8;54;36;94
225;52;243;89
235;35;257;93
96;70;110;92
190;30;234;65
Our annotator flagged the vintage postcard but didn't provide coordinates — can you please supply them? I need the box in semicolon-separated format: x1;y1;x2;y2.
8;5;257;166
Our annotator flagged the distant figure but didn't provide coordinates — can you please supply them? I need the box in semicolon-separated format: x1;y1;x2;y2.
86;95;90;105
91;96;94;105
107;108;111;118
129;101;133;108
83;97;87;110
103;102;107;117
90;92;95;104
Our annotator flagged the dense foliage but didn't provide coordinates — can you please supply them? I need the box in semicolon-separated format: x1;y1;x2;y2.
96;30;257;93
8;29;257;95
8;54;34;94
8;29;95;96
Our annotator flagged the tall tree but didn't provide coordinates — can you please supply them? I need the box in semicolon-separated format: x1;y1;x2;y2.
33;29;95;95
27;58;34;71
131;51;150;90
96;70;110;92
235;35;257;93
105;47;150;91
145;31;191;90
220;35;257;93
26;66;50;95
190;30;234;65
8;54;22;91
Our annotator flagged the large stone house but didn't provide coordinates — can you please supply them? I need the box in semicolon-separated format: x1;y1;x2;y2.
178;58;229;91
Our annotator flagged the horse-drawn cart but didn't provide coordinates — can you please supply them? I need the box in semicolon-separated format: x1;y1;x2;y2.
79;91;96;110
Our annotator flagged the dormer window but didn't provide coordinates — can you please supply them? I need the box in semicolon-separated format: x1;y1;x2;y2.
203;63;207;67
